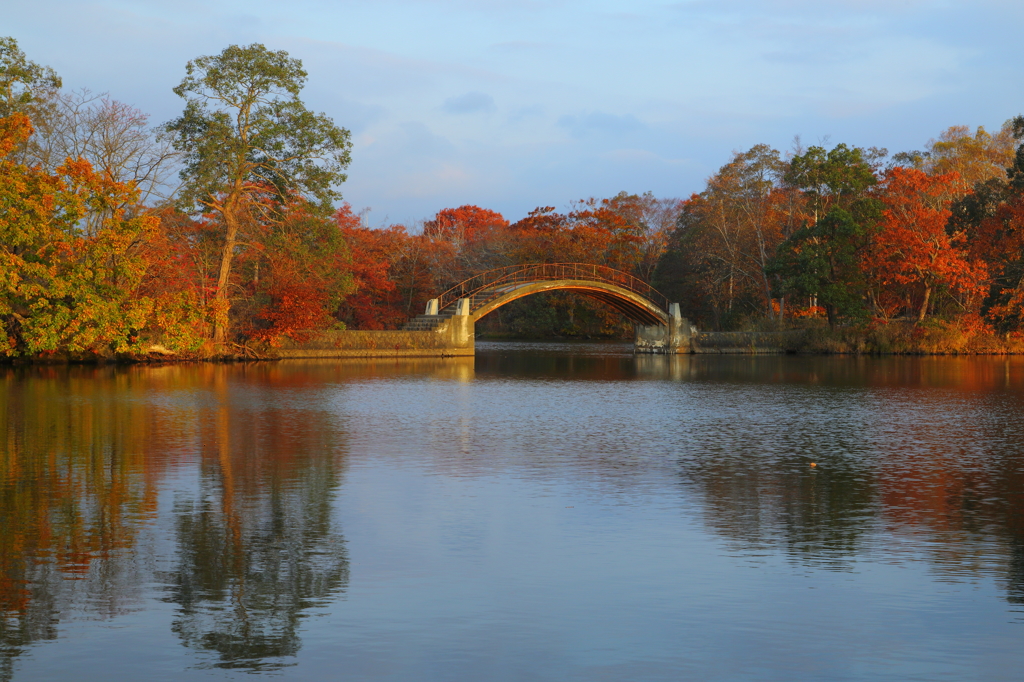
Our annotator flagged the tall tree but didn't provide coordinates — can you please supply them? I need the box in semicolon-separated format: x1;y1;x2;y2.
165;43;352;345
864;168;986;321
655;146;793;326
770;144;882;326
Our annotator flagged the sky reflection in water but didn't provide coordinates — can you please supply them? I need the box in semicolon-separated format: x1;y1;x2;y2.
2;345;1024;681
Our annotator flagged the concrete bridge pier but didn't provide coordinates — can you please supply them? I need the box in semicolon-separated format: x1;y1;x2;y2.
443;298;475;352
634;303;693;354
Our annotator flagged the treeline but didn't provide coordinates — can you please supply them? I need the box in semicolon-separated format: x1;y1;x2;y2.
2;36;1023;359
656;129;1024;339
0;38;675;357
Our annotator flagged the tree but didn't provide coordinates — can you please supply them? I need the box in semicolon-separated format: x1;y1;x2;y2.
165;43;352;345
770;144;882;326
769;209;873;326
0;37;60;118
0;113;158;356
864;168;986;321
784;143;881;222
27;90;178;211
333;206;410;330
565;192;678;281
893;122;1017;194
423;205;509;284
248;201;352;342
424;205;508;250
654;146;795;326
950;115;1024;329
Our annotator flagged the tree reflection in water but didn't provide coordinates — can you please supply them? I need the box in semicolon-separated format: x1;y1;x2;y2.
160;367;349;671
0;365;350;677
5;355;1024;678
673;356;1024;606
0;366;170;682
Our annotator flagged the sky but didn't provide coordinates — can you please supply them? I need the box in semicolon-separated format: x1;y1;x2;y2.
6;0;1023;226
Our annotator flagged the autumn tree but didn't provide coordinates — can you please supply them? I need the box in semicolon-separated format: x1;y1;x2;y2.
654;194;728;327
0;113;158;356
0;37;62;168
421;205;511;287
424;205;509;249
247;201;352;341
496;206;557;264
631;193;682;283
565;192;678;280
893;122;1017;194
950;115;1024;329
166;43;352;345
26;90;178;213
135;208;212;351
864;168;986;321
332;206;415;329
655;146;795;326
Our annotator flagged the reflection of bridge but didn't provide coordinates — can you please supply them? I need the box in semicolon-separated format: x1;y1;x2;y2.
403;263;691;353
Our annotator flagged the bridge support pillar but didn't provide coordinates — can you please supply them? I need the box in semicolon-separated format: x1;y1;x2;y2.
634;302;693;354
445;297;475;352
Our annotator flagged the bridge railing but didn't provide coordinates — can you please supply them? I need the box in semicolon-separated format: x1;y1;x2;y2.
435;263;670;314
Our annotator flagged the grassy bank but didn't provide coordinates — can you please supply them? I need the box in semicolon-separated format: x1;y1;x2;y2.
777;319;1024;355
4;318;1024;365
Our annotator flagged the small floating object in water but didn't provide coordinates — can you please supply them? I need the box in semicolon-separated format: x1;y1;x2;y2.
809;462;817;467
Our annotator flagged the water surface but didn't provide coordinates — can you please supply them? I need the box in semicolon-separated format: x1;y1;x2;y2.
3;343;1024;681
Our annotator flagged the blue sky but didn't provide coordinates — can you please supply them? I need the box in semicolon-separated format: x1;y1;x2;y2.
6;0;1022;225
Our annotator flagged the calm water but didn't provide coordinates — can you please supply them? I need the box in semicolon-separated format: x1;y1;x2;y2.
3;343;1024;681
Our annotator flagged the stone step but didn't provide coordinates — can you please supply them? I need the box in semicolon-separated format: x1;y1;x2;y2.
401;313;454;331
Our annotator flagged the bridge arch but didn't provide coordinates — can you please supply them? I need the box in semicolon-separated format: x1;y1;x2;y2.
434;264;670;325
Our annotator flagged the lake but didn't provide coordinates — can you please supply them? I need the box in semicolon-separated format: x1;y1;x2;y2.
3;343;1024;681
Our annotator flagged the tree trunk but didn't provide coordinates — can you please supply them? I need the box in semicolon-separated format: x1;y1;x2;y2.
917;285;931;323
826;303;837;328
212;206;241;345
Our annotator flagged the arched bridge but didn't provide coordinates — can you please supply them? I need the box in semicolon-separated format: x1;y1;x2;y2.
401;264;689;353
404;263;671;328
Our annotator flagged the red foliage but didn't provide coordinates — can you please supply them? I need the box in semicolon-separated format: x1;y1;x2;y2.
255;283;332;343
864;168;987;320
424;205;509;248
333;204;408;329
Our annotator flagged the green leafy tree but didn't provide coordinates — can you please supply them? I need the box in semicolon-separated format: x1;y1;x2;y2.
769;208;877;326
165;43;352;345
0;37;61;117
769;144;882;326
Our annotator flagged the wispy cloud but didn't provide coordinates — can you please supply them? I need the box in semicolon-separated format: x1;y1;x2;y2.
5;0;1021;221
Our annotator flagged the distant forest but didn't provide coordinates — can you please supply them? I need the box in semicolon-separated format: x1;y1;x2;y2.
2;37;1023;358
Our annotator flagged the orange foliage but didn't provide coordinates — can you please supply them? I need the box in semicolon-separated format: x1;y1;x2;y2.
248;201;350;341
424;204;509;249
333;204;409;329
865;168;987;321
0;113;160;355
256;283;332;342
